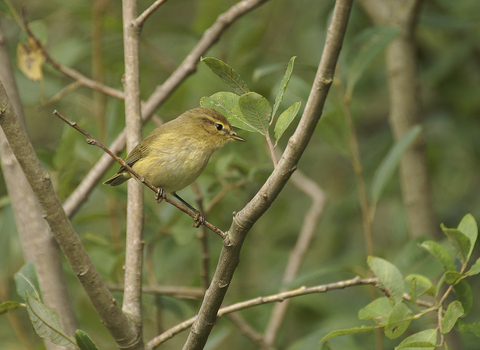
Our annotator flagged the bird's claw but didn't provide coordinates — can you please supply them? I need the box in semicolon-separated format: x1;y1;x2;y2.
193;212;205;228
155;188;166;202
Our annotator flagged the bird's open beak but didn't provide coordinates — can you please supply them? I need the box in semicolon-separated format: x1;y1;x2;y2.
231;133;246;142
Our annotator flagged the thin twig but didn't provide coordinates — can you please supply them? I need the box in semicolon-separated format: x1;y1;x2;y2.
191;182;211;291
22;9;125;100
204;178;250;213
266;132;278;167
52;110;228;241
147;276;377;349
108;284;205;300
35;81;82;111
226;313;276;350
133;0;168;28
334;76;374;257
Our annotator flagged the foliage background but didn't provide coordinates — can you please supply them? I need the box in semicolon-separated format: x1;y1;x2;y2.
1;0;480;349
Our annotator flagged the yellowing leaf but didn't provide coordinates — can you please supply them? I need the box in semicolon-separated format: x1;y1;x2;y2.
17;38;45;82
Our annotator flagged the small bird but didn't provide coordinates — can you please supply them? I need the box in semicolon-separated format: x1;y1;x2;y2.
104;106;245;223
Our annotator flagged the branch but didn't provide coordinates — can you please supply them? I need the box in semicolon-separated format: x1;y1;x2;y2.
53;110;228;240
182;0;354;349
226;313;276;350
357;0;438;239
62;0;272;218
0;76;139;350
122;0;144;344
148;276;376;348
0;19;78;347
191;182;211;291
334;77;374;256
133;0;168;28
21;9;125;100
263;169;326;345
108;284;205;299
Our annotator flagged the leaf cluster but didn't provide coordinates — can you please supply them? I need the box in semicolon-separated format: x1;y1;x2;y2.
321;214;480;349
0;262;99;350
200;57;302;155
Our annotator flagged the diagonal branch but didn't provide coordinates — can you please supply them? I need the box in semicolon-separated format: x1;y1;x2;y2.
148;276;376;348
0;76;139;350
53;110;228;240
263;170;326;346
182;0;354;349
62;0;273;218
21;9;125;100
133;0;169;28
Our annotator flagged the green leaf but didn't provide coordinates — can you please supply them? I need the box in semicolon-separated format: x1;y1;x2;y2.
200;93;257;132
320;325;379;343
385;302;413;339
272;56;296;121
408;276;417;309
75;330;99;350
405;274;435;297
419;240;456;272
371;125;422;203
14;261;42;301
367;256;405;305
317;108;351;157
358;296;392;326
346;26;400;99
238;92;272;136
441;225;471;264
395;329;437;350
274;101;301;143
457;214;477;261
320;341;333;350
467;257;480;276
0;301;23;315
435;274;446;298
442;301;464;334
201;57;249;95
444;271;463;285
396;342;437;349
457;320;480;338
26;294;76;347
453;280;473;316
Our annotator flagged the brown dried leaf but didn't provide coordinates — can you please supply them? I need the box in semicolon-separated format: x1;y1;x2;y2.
17;38;45;82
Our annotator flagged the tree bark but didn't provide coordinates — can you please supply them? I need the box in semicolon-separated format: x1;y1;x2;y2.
0;21;77;350
359;0;438;238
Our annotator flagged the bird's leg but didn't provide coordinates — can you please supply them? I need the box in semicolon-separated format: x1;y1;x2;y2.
155;187;166;203
173;192;205;228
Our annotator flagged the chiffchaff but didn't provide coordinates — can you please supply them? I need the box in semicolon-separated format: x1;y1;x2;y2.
104;107;245;217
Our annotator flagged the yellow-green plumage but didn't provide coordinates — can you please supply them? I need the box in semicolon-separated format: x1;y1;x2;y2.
103;107;245;193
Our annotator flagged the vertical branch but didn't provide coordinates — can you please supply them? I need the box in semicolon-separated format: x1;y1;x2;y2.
181;0;354;348
359;0;438;239
92;0;109;141
0;77;139;350
335;79;374;256
0;20;78;350
122;0;145;342
192;183;211;291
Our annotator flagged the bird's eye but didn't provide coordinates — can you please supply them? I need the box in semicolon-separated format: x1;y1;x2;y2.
215;123;223;131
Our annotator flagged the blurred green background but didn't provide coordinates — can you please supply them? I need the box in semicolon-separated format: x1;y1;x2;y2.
1;0;480;349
